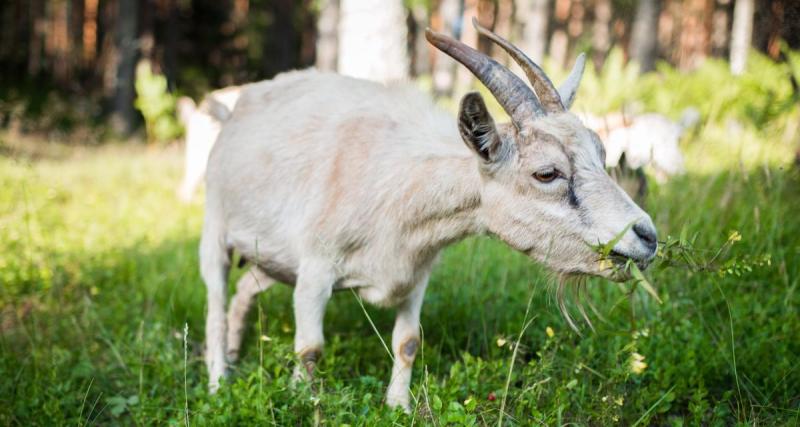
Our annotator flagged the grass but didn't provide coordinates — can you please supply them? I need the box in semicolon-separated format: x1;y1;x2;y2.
0;121;798;426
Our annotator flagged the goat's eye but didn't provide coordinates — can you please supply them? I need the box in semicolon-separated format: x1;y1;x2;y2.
533;168;559;183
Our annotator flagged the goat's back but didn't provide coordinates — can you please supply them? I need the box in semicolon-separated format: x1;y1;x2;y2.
204;69;465;280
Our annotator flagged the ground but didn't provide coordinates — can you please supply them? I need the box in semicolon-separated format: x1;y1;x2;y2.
0;133;798;425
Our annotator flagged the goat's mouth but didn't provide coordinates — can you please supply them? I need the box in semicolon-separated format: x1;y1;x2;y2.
605;249;653;275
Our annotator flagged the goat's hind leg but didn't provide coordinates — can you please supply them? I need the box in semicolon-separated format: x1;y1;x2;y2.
226;266;276;363
199;220;231;393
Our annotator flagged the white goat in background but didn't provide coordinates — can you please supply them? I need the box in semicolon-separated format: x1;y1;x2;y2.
200;19;659;412
176;86;241;202
582;108;699;182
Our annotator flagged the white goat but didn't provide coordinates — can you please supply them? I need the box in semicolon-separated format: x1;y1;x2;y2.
177;86;241;202
200;20;658;412
582;109;699;182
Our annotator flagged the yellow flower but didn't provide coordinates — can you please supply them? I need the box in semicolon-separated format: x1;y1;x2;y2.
630;352;648;375
728;230;742;243
614;396;624;406
496;337;507;347
598;258;614;270
546;326;555;338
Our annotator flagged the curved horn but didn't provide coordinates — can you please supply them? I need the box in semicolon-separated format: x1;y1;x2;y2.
471;17;564;113
425;28;545;121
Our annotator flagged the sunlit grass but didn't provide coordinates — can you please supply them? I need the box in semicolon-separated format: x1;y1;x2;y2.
0;126;798;425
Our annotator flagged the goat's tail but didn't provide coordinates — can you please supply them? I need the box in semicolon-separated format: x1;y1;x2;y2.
177;96;197;126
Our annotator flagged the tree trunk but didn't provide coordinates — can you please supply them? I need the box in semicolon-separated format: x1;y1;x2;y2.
315;0;339;72
629;0;660;73
431;0;460;97
338;0;408;82
678;0;712;70
710;0;730;57
163;0;178;90
516;0;549;65
48;0;72;85
549;0;570;69
28;0;45;75
112;0;138;134
409;4;431;77
82;0;98;64
456;0;479;92
591;0;612;68
263;0;295;78
730;0;754;74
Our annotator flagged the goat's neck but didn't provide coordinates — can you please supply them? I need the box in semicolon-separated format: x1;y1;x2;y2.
402;155;485;256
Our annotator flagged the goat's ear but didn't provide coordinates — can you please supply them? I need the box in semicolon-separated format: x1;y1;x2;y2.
557;53;586;110
458;92;503;163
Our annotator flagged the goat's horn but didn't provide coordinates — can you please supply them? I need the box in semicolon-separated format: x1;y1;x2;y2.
472;17;564;113
425;28;545;121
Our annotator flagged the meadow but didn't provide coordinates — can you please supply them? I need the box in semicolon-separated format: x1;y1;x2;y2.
2;54;800;425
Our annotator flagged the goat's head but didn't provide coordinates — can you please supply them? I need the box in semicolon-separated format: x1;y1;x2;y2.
427;19;657;280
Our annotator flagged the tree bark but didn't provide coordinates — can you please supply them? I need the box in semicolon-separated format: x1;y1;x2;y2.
730;0;754;74
338;0;408;82
516;0;549;64
409;4;431;77
315;0;339;72
112;0;138;134
263;0;295;78
28;0;45;75
677;0;712;70
456;0;480;92
591;0;612;68
82;0;98;64
431;0;460;97
549;0;570;69
629;0;660;73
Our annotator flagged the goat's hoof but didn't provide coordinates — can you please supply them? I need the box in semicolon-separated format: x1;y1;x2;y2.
386;395;411;414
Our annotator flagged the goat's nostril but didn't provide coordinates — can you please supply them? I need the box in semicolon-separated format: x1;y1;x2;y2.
633;223;657;249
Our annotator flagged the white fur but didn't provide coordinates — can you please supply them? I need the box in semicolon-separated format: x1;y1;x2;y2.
200;69;657;411
177;87;242;202
581;111;695;182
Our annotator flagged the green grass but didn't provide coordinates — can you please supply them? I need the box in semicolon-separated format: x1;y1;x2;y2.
0;127;798;426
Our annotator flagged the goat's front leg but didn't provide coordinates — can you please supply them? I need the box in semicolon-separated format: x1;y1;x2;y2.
386;278;428;412
292;261;334;381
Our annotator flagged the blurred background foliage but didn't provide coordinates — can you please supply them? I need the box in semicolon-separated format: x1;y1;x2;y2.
0;0;798;148
1;1;800;425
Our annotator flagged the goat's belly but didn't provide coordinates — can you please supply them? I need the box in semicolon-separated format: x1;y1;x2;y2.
354;282;417;308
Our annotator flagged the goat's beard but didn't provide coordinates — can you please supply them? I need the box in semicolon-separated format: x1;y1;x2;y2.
548;272;600;333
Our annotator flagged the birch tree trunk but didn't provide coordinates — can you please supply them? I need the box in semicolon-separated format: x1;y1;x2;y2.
629;0;660;73
338;0;408;82
315;0;338;72
730;0;754;75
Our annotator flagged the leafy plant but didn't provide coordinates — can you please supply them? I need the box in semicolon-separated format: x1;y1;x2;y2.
134;60;183;144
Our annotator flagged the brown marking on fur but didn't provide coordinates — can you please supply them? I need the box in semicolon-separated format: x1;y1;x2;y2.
398;337;419;367
299;347;322;377
316;116;397;231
